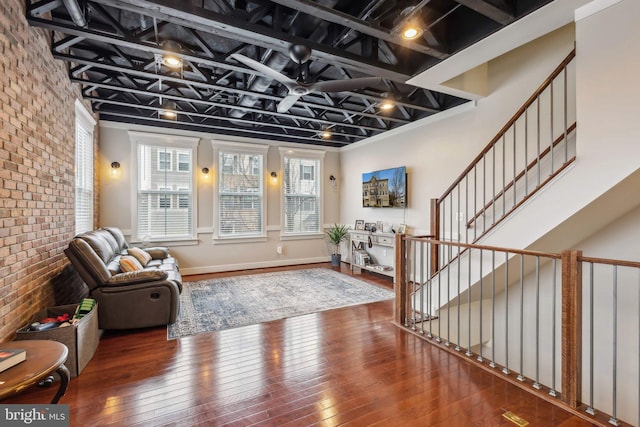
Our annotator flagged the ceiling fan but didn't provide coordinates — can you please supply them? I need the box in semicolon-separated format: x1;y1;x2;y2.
230;44;382;113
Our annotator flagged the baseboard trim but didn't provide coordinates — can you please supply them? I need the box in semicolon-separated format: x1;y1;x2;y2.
180;256;330;276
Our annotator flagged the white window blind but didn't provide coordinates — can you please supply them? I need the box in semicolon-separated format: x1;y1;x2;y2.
283;155;322;234
217;151;264;237
74;101;95;234
134;137;197;242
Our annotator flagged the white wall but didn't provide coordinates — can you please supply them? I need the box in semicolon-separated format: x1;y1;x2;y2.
98;122;341;274
340;25;576;237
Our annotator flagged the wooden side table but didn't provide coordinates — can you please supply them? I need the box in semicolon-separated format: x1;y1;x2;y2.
0;340;70;403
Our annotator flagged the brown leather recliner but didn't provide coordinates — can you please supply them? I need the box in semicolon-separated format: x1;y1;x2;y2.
64;227;182;330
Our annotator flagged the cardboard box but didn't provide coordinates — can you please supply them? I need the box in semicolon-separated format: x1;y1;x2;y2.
15;303;99;377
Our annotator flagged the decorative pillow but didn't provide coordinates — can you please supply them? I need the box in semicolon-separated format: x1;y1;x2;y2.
119;255;143;272
127;247;152;267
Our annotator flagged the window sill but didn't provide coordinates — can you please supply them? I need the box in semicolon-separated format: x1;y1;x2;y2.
130;238;199;247
212;236;268;245
279;233;325;241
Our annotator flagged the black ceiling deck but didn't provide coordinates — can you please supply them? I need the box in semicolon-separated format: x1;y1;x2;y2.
27;0;553;147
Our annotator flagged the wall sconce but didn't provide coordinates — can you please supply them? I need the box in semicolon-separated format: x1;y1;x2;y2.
329;174;337;189
270;171;278;183
201;167;210;179
110;161;121;177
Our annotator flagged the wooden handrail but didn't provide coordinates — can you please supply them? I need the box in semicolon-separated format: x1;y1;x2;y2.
438;49;576;203
403;235;561;259
579;255;640;269
465;122;577;228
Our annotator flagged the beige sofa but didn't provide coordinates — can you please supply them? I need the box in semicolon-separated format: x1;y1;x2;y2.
64;227;182;330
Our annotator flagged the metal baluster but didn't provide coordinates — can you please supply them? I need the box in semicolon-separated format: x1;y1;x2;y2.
536;95;541;188
449;194;453;264
420;241;425;334
550;80;555;174
473;166;477;241
427;241;433;338
446;241;451;347
482;153;486;234
457;183;461;253
564;67;568;164
490;250;496;368
465;176;469;244
513;123;517;208
466;247;473;357
404;238;411;327
503;251;510;375
478;248;484;363
502;133;506;217
609;266;619;426
517;254;525;382
456;243;461;352
437;245;442;342
411;240;417;330
586;262;595;414
549;258;558;397
533;256;541;389
637;268;640;427
524;109;529;196
492;141;496;225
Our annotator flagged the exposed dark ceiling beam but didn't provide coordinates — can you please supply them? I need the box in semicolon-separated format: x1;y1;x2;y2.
266;0;447;59
73;78;390;133
454;0;515;25
57;52;413;123
88;96;366;141
101;111;350;146
88;0;414;82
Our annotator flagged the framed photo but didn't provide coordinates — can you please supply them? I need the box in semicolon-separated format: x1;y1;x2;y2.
355;220;364;230
397;224;407;234
376;221;383;232
364;222;375;232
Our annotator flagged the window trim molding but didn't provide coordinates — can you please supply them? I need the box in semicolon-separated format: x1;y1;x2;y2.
129;131;200;242
212;140;269;242
279;147;326;237
74;100;96;235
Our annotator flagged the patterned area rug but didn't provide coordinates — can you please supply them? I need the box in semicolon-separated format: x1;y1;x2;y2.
168;268;394;339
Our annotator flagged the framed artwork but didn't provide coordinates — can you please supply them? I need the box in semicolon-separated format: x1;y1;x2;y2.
364;222;375;232
376;221;383;232
355;220;364;230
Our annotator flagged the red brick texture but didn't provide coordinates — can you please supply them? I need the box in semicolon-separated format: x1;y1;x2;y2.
0;0;97;341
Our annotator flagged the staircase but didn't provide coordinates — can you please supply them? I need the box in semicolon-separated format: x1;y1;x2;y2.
394;46;640;427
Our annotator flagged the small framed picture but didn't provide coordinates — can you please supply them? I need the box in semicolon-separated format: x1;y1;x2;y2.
364;222;374;232
397;224;406;234
355;220;364;230
376;221;383;232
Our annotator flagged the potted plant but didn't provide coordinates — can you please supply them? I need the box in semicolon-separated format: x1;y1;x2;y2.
326;224;350;267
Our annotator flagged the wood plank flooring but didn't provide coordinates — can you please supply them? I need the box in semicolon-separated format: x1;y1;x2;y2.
2;263;596;426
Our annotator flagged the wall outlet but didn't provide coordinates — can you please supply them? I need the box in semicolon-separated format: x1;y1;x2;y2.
276;245;283;255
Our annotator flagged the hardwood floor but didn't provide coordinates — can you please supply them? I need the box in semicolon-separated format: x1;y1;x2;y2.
3;263;596;426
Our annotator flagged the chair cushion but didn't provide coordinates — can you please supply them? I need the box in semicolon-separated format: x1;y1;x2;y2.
119;255;143;272
127;247;152;267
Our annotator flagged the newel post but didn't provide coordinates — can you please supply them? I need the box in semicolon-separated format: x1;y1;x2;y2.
561;250;582;408
430;198;440;276
394;233;407;325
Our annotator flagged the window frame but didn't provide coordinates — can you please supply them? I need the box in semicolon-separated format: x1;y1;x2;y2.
279;147;325;239
74;100;96;235
129;131;199;244
212;140;269;243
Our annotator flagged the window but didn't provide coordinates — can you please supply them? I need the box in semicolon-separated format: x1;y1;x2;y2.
280;148;324;235
177;152;190;172
74;100;96;234
158;151;172;171
214;141;268;240
130;132;199;242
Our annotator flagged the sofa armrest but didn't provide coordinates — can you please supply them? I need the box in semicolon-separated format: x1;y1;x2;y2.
143;247;170;260
106;270;168;286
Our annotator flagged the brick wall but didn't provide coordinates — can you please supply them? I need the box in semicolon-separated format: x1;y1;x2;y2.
0;0;97;341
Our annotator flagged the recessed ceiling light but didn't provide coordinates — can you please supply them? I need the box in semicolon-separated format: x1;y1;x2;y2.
162;55;182;68
379;100;395;111
321;130;332;139
401;25;423;40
